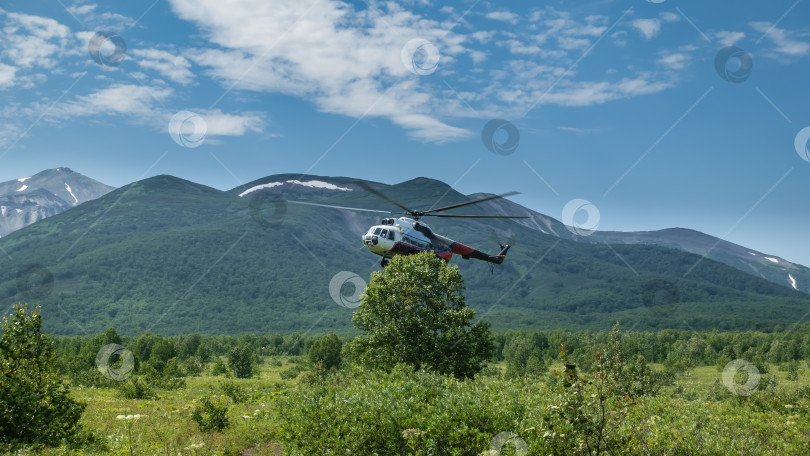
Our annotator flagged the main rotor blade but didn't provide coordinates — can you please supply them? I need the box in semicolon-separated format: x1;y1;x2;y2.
353;181;414;214
426;214;529;218
287;200;390;214
421;191;520;215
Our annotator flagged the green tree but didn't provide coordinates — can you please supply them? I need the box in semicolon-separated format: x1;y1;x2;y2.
228;343;255;378
309;334;342;370
345;253;494;379
0;303;86;448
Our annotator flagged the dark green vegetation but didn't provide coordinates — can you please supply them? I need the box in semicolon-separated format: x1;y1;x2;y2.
0;173;807;335
0;304;86;451
14;322;809;455
346;254;494;379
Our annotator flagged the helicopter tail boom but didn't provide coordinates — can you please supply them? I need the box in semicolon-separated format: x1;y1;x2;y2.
450;241;511;264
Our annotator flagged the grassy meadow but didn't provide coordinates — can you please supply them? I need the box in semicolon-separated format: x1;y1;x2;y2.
18;356;810;456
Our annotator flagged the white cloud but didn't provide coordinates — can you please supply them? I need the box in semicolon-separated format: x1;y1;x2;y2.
169;0;473;142
631;19;661;40
0;63;16;87
196;109;263;136
611;30;628;47
659;12;679;23
750;22;810;57
52;83;173;118
0;10;73;68
716;31;745;47
132;49;194;84
556;125;598;135
486;11;519;25
658;53;689;70
541;77;672;107
47;83;264;138
66;4;97;16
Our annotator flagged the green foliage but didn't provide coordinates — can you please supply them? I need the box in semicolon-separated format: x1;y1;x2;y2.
346;253;495;379
276;365;540;455
219;379;249;404
211;357;229;376
602;323;671;398
279;364;307;380
308;333;342;370
0;303;86;449
190;396;230;432
228;343;255;378
2;174;809;336
503;334;545;379
542;344;634;455
117;376;155;399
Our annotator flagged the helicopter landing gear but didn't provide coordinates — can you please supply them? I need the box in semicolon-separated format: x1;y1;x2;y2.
380;258;390;268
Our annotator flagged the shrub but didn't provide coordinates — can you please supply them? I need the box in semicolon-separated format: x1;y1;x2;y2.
345;253;494;379
117;376;155;399
191;396;230;432
276;365;540;455
0;303;86;449
228;343;255;378
219;379;249;404
279;364;307;380
308;333;342;370
211;357;229;376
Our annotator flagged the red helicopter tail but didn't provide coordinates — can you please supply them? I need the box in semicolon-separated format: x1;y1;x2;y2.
451;242;511;264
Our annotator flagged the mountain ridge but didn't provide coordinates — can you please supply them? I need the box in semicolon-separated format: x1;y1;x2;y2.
1;172;807;336
0;168;115;237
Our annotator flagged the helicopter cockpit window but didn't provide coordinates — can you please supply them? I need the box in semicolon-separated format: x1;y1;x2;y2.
374;228;382;235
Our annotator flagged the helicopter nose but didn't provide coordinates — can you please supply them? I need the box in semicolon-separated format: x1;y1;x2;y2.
362;234;378;247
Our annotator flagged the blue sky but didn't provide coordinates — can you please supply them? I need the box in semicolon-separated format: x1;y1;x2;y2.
1;0;809;266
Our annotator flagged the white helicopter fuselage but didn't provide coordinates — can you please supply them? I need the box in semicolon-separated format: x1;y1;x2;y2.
361;217;435;257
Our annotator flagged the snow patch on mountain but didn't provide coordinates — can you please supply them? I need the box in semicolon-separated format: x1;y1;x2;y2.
17;177;30;182
765;257;779;263
788;274;798;290
65;183;78;204
238;182;283;197
239;180;352;197
17;185;27;192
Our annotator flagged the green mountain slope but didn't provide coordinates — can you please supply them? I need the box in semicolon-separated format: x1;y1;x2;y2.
0;174;807;335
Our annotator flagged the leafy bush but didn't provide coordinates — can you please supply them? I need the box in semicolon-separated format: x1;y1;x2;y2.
346;253;494;379
279;364;307;380
228;343;255;378
211;357;229;376
0;303;86;450
219;379;249;404
191;396;230;432
277;365;539;455
308;333;342;370
117;376;155;399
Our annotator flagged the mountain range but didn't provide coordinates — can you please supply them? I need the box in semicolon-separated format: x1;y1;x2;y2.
0;168;114;237
0;170;807;335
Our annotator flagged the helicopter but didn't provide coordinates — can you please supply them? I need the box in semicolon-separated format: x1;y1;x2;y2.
291;181;528;267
